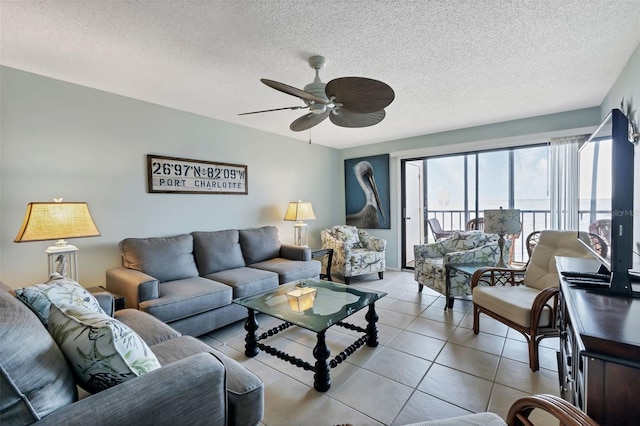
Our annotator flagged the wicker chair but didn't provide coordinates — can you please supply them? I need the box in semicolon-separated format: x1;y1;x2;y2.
588;218;612;248
526;230;608;259
427;218;460;241
471;230;594;371
465;217;484;231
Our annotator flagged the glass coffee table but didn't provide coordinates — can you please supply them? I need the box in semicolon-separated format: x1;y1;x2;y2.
233;278;386;392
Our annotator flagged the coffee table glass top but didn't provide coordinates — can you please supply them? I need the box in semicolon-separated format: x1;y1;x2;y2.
233;278;386;333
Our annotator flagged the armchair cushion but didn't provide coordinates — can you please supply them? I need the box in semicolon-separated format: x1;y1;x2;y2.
49;304;161;394
239;226;281;264
472;285;553;327
120;234;199;283
15;273;105;325
192;230;245;275
524;230;592;291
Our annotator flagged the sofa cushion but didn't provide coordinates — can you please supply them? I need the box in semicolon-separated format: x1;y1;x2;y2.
49;304;161;394
115;308;182;347
192;230;246;275
14;273;105;325
204;267;279;298
249;258;321;284
139;277;233;323
0;285;77;424
239;226;281;264
120;234;199;283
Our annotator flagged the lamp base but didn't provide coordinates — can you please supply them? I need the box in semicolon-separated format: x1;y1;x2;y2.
45;245;79;281
495;234;508;268
293;222;309;247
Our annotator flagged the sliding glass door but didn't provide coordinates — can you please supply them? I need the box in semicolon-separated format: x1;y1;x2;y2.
401;144;549;269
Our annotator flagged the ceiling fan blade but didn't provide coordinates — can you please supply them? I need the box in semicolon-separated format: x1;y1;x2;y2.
329;109;386;128
238;106;307;115
325;77;395;114
290;111;330;132
261;79;329;105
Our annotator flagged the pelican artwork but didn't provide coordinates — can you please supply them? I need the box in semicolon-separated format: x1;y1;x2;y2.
346;161;387;228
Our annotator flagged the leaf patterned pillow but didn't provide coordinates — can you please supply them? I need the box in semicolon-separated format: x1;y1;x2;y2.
15;273;105;325
48;303;161;393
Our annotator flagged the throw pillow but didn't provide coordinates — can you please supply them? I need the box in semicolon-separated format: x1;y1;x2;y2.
239;226;281;264
48;303;161;393
15;273;105;325
120;234;199;282
192;230;246;275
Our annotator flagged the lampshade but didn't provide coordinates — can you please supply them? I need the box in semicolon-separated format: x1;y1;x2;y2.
483;208;521;235
284;201;316;222
14;202;101;244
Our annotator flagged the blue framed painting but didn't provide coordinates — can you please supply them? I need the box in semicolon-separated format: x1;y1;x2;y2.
344;154;390;229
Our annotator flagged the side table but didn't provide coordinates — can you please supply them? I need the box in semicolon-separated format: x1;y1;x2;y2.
311;248;333;281
87;286;126;311
444;262;495;310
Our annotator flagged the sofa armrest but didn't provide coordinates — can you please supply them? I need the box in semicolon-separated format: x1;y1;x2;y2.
105;267;159;309
92;292;115;317
36;353;226;426
280;244;311;261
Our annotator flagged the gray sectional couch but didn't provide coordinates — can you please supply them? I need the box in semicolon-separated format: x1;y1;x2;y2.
0;282;264;425
106;226;321;336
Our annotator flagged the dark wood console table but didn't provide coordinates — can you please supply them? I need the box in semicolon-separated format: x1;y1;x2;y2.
556;256;640;426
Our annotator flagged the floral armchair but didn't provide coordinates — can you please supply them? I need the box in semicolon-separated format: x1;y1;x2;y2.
414;230;510;304
321;225;386;284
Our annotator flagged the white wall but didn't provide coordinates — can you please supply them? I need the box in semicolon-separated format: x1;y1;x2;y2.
0;67;341;287
601;42;640;268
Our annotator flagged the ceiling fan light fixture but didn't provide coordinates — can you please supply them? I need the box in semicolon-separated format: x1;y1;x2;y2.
241;54;394;132
309;104;327;114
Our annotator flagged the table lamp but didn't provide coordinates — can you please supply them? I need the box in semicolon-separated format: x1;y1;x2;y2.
14;200;101;281
484;207;520;268
284;200;316;246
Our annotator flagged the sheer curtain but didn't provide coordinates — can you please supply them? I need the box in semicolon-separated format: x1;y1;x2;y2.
549;135;588;230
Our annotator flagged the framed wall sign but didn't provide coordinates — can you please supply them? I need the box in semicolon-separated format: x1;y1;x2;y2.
147;154;248;194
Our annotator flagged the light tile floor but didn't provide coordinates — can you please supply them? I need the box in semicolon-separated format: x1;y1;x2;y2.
200;271;561;425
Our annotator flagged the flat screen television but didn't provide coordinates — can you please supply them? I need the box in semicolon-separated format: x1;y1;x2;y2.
577;108;636;296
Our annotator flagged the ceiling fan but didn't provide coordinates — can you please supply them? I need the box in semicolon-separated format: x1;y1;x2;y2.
239;55;395;132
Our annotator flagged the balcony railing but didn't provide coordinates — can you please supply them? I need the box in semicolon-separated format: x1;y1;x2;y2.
425;209;609;264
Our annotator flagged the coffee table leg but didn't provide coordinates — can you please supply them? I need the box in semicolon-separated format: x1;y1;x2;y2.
365;303;380;347
244;309;259;357
313;330;331;392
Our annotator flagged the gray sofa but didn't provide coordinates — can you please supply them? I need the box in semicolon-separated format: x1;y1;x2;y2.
106;226;321;336
0;281;264;426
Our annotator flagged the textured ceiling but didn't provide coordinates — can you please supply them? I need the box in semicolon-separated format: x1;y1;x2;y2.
1;1;640;149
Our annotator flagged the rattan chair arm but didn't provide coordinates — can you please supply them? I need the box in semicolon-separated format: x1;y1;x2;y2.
506;393;598;426
470;265;527;289
529;287;560;335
